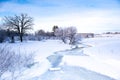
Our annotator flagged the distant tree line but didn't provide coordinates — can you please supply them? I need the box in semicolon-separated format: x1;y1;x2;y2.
0;13;78;44
105;32;120;34
0;29;19;43
35;29;54;40
35;25;77;44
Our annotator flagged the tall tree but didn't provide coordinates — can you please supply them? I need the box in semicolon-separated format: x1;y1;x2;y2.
52;25;58;36
3;13;33;42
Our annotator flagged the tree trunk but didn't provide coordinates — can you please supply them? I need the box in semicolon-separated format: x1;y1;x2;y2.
61;37;66;43
69;36;75;45
11;36;15;43
20;34;23;42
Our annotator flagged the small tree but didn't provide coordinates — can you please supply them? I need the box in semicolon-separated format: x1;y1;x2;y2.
35;29;46;40
54;27;77;44
54;27;67;43
36;29;46;36
66;27;77;44
45;32;54;38
6;29;18;43
0;29;7;43
3;13;33;42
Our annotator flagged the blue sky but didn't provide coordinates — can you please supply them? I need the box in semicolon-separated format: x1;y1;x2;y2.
0;0;120;33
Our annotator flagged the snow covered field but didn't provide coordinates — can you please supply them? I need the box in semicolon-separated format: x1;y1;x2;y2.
0;35;120;80
63;37;120;80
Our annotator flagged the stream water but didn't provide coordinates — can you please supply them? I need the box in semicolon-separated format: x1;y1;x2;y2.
37;46;115;80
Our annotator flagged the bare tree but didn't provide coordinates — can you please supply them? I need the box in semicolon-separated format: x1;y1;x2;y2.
3;13;33;42
35;29;46;40
54;27;68;43
54;27;77;44
36;29;46;36
66;27;77;44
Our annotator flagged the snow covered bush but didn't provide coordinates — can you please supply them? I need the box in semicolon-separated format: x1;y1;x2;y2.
0;29;7;43
0;46;15;78
0;46;34;79
10;53;34;71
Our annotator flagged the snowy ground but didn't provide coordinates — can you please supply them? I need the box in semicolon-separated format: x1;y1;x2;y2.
0;40;71;80
1;35;120;80
38;65;114;80
82;37;120;79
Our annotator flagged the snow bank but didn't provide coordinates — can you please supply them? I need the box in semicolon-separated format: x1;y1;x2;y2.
62;37;120;79
0;40;71;80
83;37;120;79
62;55;120;79
1;38;120;80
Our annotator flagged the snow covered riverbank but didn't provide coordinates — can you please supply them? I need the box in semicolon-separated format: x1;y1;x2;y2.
62;37;120;80
0;36;120;80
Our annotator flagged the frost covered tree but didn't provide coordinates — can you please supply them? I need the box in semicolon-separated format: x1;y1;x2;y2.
54;27;77;44
3;13;33;42
54;27;67;43
66;27;77;44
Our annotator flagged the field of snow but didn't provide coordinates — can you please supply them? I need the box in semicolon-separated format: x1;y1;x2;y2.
83;37;120;79
0;40;71;80
0;35;120;80
62;36;120;80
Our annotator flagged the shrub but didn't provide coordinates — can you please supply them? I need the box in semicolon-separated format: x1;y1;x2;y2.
0;30;7;43
0;46;34;79
0;46;15;77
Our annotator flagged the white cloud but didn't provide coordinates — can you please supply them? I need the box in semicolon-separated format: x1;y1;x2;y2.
33;9;120;33
0;0;120;33
0;17;1;21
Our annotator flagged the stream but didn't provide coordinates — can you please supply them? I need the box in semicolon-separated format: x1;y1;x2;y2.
36;44;115;80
